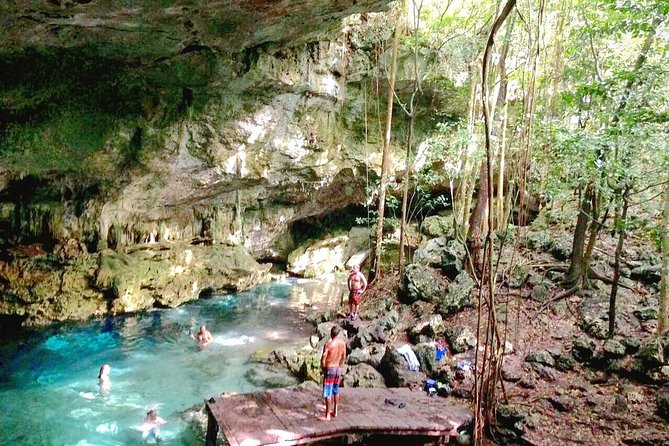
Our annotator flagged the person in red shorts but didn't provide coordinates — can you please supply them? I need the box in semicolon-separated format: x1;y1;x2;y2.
318;325;346;421
347;265;367;320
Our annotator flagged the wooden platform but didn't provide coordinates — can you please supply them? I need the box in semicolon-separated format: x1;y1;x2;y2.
204;386;473;446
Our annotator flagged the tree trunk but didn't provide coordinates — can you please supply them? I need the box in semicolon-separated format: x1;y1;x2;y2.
468;162;489;275
398;0;423;278
474;1;516;443
658;180;669;334
455;62;480;240
372;4;403;280
564;186;593;287
608;184;631;338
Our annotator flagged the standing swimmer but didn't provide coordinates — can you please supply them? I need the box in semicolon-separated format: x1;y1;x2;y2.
190;325;213;346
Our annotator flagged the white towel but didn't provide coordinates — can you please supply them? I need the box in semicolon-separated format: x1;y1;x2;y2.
396;344;420;372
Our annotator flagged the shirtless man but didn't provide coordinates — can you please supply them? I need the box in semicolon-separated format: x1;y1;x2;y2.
190;325;213;346
319;325;346;421
347;265;367;320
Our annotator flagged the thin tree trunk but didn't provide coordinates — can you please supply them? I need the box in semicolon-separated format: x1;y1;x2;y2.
496;101;508;228
474;1;516;443
455;63;480;240
517;0;545;227
608;184;631;338
468;162;489;274
564;186;592;287
564;17;662;287
372;4;403;280
658;180;669;334
399;0;423;278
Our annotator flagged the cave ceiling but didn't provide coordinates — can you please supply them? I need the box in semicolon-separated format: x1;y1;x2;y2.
0;0;391;57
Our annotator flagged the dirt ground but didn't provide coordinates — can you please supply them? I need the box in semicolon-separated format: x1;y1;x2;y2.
358;227;668;446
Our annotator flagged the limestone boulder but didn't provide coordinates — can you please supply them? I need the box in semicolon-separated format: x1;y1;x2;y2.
342;363;386;388
400;263;448;304
378;346;425;388
420;213;455;239
445;325;477;353
413;342;445;376
287;235;350;278
437;271;474;317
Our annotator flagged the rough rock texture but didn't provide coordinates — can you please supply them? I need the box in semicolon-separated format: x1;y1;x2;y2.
378;345;425;388
399;263;448;304
0;1;409;324
342;363;386;388
0;241;270;325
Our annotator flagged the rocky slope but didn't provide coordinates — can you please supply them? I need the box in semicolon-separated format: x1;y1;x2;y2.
252;211;668;445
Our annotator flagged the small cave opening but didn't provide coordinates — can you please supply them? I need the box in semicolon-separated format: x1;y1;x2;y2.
291;205;369;245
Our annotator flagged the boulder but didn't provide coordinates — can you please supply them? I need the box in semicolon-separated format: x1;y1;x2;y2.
440;240;467;280
548;233;572;261
494;404;531;446
316;321;339;340
634;336;667;369
445;325;477;353
344;227;371;260
413;342;444;376
548;395;574;412
245;366;300;388
413;237;447;268
572;336;597;363
299;351;322;383
621;337;641;355
633;307;658;321
348;348;372;365
437;272;474;317
420;213;455;239
287;235;349;278
602;339;626;359
526;350;557;368
351;311;398;349
630;264;662;284
378;346;425;388
529;283;550;302
342;363;386;388
400;263;448;304
409;314;444;343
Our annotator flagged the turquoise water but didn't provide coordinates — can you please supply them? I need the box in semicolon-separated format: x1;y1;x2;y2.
0;279;343;445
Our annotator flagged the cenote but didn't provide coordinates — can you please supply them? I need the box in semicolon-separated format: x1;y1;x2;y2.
0;279;341;445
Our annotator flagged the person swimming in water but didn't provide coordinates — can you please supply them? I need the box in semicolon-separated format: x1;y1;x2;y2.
141;408;166;441
98;364;111;391
190;325;213;346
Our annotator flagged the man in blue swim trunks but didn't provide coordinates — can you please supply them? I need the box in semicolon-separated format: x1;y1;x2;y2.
319;325;346;421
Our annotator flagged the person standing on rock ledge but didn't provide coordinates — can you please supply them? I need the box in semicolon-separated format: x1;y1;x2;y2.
319;325;346;421
347;265;367;320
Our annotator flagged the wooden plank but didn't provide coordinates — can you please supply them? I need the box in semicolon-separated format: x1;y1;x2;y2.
208;386;474;446
218;392;290;446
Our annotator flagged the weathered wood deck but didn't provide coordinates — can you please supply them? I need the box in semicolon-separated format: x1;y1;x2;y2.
204;386;473;446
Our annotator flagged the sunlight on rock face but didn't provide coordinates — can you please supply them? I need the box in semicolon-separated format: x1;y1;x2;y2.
317;73;340;98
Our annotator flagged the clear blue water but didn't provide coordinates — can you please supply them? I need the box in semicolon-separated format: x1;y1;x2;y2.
0;279;343;445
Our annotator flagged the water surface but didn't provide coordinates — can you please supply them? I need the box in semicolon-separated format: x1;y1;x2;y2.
0;278;344;445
